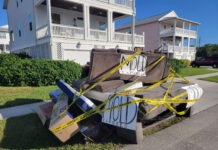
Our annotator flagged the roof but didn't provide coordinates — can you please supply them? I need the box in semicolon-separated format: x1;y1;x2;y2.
0;25;9;32
117;11;199;30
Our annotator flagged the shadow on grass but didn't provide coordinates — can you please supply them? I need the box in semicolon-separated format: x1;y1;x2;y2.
0;98;43;109
0;114;128;149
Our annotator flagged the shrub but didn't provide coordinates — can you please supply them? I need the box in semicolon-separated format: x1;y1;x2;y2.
180;59;191;68
167;58;184;73
0;54;82;86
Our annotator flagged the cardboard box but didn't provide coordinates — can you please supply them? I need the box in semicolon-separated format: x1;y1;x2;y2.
36;102;54;126
49;95;80;143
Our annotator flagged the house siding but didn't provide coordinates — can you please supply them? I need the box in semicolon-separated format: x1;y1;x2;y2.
7;0;36;51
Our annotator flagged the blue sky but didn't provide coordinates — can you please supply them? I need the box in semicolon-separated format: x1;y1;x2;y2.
0;0;217;46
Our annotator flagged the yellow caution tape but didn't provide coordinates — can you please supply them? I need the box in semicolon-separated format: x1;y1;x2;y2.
51;52;200;133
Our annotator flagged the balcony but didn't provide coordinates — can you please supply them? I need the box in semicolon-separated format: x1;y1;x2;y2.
36;24;144;45
90;29;107;41
52;24;84;39
35;0;133;8
160;27;197;38
92;0;133;8
162;45;196;53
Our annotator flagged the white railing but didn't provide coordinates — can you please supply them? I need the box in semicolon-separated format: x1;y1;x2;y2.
160;28;174;36
175;27;183;34
135;34;144;44
90;29;107;41
36;25;49;39
52;24;84;39
189;47;196;52
160;27;197;37
113;0;132;8
113;32;144;45
113;32;131;43
162;45;196;53
96;0;132;8
190;30;197;37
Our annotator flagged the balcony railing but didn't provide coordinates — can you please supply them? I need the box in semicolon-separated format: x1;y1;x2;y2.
96;0;133;8
113;32;131;43
52;24;84;39
90;29;107;41
160;27;197;37
113;32;144;44
135;34;144;44
162;45;196;53
36;24;49;39
36;24;144;45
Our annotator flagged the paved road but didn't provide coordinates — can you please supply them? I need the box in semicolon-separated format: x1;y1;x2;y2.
121;72;218;150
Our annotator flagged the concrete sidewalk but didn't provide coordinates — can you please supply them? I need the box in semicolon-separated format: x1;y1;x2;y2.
186;73;218;115
121;73;218;150
0;101;51;120
121;104;218;150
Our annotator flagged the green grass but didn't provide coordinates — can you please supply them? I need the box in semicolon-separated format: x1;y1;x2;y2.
0;114;124;150
199;76;218;83
0;114;186;150
180;67;218;77
0;86;57;109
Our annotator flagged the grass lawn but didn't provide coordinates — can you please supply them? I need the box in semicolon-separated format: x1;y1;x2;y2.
199;76;218;83
0;114;124;150
180;67;218;77
0;113;185;150
0;86;57;109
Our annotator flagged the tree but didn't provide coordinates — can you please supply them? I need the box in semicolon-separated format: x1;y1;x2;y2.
196;44;218;58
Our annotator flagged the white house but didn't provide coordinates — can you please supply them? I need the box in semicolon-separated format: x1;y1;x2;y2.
117;11;199;61
0;25;10;53
3;0;144;65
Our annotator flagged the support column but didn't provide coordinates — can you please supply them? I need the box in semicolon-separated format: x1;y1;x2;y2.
131;0;136;51
188;23;191;52
173;19;177;55
3;44;6;52
46;0;52;37
196;25;199;47
83;4;90;40
182;22;185;34
181;37;184;49
46;0;53;59
107;10;113;42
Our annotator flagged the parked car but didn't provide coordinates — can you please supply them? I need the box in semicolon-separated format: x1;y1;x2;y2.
191;57;218;68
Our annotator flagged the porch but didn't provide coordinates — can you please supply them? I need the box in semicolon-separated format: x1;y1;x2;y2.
160;18;198;38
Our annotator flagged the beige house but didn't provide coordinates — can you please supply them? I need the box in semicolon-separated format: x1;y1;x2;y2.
117;11;199;61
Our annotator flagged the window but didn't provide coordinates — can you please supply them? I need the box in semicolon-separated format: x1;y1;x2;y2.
10;31;14;42
73;18;77;26
6;45;9;50
99;22;106;30
29;22;33;31
27;13;33;31
0;32;6;39
0;45;3;51
19;30;21;37
52;13;60;24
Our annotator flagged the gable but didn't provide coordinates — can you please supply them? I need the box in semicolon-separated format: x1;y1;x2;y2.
159;11;178;21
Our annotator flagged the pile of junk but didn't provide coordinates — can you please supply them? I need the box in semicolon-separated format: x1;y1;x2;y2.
36;48;203;144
